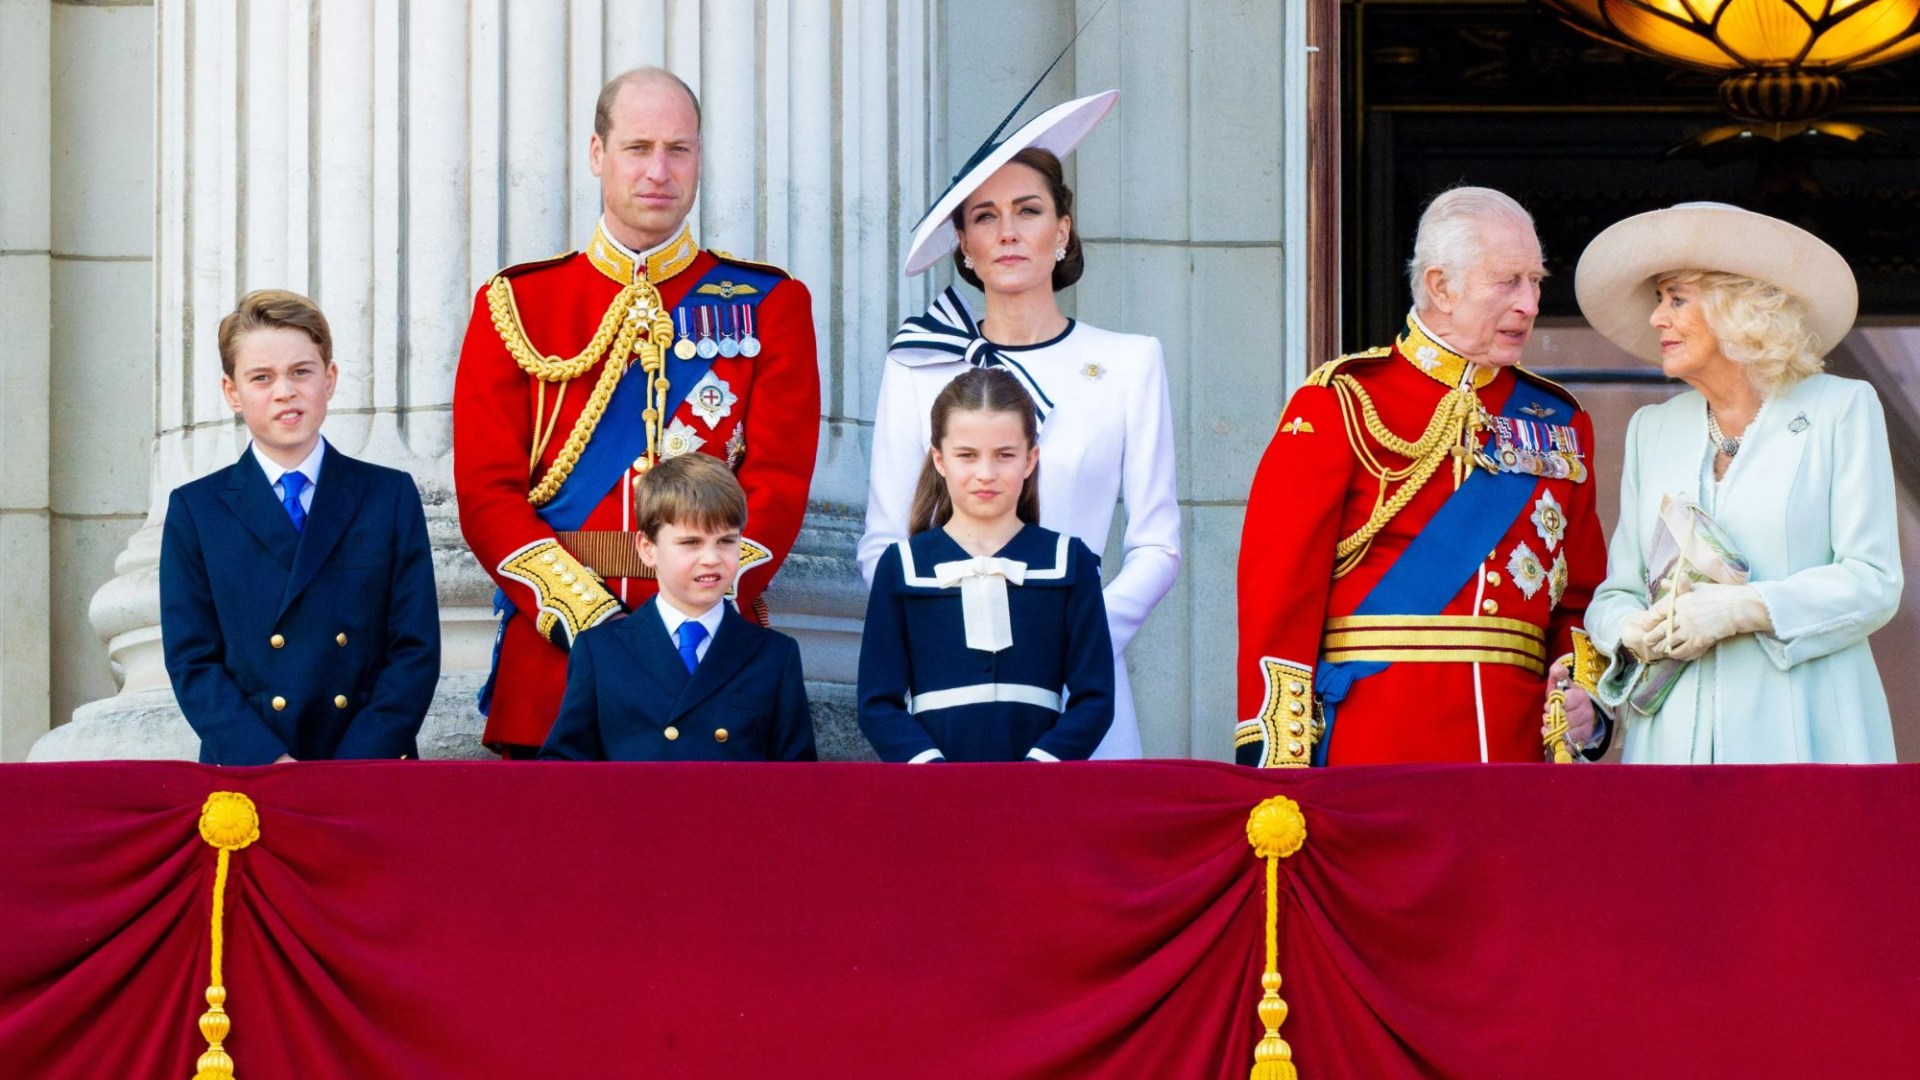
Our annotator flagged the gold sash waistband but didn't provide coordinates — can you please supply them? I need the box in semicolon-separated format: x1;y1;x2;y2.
554;530;655;580
1322;614;1546;675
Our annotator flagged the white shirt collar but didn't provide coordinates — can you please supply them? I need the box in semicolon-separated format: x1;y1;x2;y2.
251;439;327;490
653;595;726;642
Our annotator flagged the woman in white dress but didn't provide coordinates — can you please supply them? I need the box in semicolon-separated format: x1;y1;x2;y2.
1575;203;1901;763
858;91;1180;759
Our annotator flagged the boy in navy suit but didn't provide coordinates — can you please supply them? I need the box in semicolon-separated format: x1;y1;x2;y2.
160;289;440;763
539;454;815;761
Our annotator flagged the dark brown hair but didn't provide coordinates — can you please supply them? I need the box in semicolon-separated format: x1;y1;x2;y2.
950;147;1085;292
217;289;333;378
908;367;1042;535
633;453;746;539
594;67;703;140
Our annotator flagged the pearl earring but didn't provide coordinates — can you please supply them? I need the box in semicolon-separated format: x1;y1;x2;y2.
1054;246;1067;262
963;253;975;269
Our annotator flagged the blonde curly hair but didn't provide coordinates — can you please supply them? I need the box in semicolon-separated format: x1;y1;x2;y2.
1657;269;1824;395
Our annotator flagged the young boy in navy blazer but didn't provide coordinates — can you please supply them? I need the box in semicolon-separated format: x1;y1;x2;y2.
539;454;815;761
160;290;440;764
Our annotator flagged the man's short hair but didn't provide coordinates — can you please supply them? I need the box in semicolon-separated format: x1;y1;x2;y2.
594;67;702;140
634;454;746;539
1407;186;1537;312
217;289;334;378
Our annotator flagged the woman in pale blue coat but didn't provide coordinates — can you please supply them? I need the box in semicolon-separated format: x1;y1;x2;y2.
1574;204;1901;763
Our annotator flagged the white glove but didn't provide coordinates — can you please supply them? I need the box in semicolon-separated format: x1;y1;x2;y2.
1660;580;1771;662
1618;606;1669;664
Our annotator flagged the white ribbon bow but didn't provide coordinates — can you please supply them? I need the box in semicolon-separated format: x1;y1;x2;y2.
932;556;1028;653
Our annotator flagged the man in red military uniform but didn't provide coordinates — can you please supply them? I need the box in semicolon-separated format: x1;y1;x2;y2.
455;68;820;755
1237;186;1606;767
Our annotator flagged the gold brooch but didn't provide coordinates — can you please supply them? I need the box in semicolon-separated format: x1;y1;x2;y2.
1081;363;1104;380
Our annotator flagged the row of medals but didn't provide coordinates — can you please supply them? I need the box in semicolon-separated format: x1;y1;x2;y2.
669;304;762;361
1475;408;1587;483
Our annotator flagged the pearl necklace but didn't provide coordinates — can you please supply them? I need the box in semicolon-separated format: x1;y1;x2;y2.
1705;405;1742;458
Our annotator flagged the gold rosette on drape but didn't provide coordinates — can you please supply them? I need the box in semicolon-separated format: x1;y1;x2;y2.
191;792;259;1080
1245;796;1307;1079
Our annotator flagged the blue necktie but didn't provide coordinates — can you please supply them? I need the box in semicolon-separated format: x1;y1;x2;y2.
676;620;708;674
280;471;308;534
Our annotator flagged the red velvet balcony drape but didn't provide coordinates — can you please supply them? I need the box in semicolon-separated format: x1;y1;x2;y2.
1;761;1916;1079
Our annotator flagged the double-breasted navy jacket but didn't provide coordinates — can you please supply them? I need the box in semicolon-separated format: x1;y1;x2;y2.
160;442;441;763
539;598;816;762
858;524;1114;763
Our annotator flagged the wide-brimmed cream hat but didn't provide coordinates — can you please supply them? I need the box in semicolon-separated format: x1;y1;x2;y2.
903;90;1119;277
1573;202;1856;364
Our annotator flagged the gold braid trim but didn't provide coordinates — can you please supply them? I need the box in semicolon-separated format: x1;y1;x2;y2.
1329;374;1486;578
1238;658;1318;767
523;289;676;509
489;276;640;383
499;539;620;645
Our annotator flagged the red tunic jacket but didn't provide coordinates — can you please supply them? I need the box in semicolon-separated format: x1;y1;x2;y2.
454;223;820;750
1235;316;1605;766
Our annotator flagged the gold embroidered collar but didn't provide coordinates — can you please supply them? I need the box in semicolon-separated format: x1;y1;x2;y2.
1397;313;1497;391
587;220;698;285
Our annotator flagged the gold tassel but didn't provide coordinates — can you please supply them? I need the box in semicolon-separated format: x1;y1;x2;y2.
1245;796;1308;1080
192;792;260;1080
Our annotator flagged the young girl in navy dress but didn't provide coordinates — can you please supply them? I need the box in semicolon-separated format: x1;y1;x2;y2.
858;367;1114;762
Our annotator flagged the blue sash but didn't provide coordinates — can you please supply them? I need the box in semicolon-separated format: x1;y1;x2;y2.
1313;374;1566;763
478;258;784;717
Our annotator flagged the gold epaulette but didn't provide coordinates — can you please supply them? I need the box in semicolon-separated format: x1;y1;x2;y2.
709;250;792;280
1513;365;1584;413
1304;346;1392;388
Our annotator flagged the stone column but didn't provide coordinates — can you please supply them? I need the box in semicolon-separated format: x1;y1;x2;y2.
39;0;938;761
0;0;53;760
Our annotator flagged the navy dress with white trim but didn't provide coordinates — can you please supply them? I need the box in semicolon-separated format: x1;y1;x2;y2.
857;524;1115;763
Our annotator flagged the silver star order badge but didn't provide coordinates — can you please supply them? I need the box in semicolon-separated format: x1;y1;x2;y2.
688;372;739;429
660;418;705;459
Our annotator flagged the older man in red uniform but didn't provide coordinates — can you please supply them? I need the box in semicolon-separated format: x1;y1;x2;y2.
455;68;819;756
1236;187;1605;767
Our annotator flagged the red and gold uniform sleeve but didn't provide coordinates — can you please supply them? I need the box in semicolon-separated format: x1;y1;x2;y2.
452;263;623;650
1235;374;1354;767
723;277;820;615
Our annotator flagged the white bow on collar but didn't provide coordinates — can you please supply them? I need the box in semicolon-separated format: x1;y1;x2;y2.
932;556;1028;653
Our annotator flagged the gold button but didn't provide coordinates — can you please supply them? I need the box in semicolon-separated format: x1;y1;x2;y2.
271;696;287;711
1489;550;1498;561
1288;740;1304;755
334;695;348;709
1288;701;1306;716
1288;721;1305;736
561;572;577;584
270;634;285;649
1486;571;1502;586
542;551;558;564
336;633;348;646
714;728;730;743
1287;680;1306;695
1482;599;1499;614
664;726;680;741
